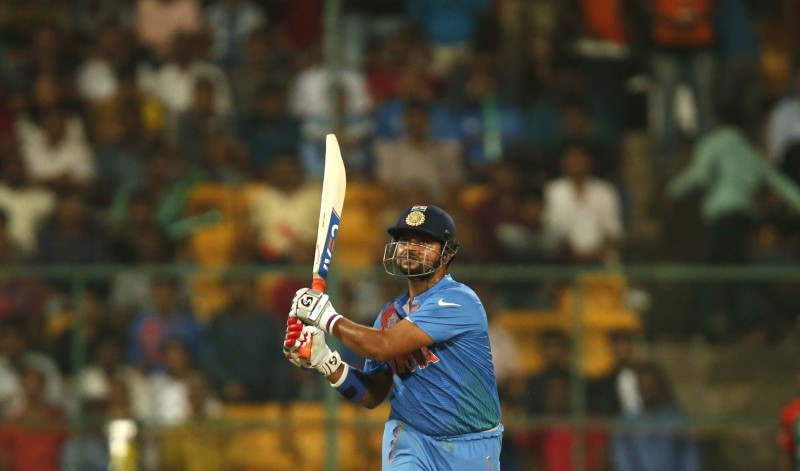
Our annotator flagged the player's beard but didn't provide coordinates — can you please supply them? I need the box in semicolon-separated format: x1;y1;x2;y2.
393;244;440;278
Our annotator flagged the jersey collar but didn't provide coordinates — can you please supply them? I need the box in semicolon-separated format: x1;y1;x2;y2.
394;274;456;315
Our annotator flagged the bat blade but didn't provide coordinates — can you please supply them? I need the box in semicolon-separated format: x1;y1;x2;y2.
300;134;346;360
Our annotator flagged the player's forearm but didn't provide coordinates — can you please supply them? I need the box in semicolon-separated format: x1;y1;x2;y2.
331;317;393;361
325;363;391;409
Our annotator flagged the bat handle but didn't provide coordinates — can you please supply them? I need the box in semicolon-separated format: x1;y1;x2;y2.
298;338;312;361
312;277;327;292
299;278;326;360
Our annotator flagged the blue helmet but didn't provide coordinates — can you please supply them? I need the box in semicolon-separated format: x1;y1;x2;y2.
387;204;458;246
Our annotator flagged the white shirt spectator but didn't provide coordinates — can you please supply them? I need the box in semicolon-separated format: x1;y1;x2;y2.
0;353;65;418
17;115;95;184
139;61;232;119
76;58;118;102
0;183;55;254
147;372;220;425
289;65;371;121
543;177;623;258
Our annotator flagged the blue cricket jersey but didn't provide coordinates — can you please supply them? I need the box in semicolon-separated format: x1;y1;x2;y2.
363;275;502;437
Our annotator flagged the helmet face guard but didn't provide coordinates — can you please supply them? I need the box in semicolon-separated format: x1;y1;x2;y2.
382;239;458;279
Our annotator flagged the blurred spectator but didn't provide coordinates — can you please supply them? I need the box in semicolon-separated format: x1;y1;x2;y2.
146;340;219;425
587;329;644;417
714;0;762;139
516;371;610;471
205;275;292;402
543;144;624;264
75;26;138;104
666;108;800;340
0;156;55;256
560;0;646;135
58;388;111;471
778;363;800;471
227;27;293;116
66;0;134;41
471;161;553;265
767;72;800;165
206;0;266;68
4;24;78;98
72;334;151;421
92;101;155;206
201;136;250;184
341;0;407;71
552;101;619;182
157;373;230;471
126;277;204;373
245;153;319;264
0;367;67;471
0;319;64;419
521;330;572;415
17;106;95;193
404;0;491;78
135;0;203;62
238;82;301;179
372;100;465;205
278;0;323;50
451;56;526;178
289;51;373;178
361;27;417;107
86;69;165;149
171;77;236;170
49;291;119;375
645;0;718;162
372;61;455;140
109;225;175;319
139;31;233;127
34;192;108;266
611;362;701;471
107;144;202;239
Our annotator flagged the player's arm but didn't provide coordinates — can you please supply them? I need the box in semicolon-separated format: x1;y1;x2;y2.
292;288;434;361
331;316;433;362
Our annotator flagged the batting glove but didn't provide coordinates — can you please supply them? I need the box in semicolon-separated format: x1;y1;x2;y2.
291;288;342;333
283;316;342;376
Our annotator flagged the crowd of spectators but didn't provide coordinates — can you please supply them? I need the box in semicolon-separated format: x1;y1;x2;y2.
0;0;798;469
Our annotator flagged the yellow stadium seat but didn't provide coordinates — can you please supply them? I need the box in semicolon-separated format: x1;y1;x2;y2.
224;402;293;471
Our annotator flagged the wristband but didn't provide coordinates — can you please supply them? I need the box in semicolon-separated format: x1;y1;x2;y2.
330;363;368;403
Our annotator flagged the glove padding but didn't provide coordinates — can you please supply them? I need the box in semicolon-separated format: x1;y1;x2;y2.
291;288;342;333
283;316;342;376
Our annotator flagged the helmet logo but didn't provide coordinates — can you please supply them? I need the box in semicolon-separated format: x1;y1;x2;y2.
405;211;425;226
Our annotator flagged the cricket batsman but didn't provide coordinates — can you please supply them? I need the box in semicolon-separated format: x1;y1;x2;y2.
284;204;503;470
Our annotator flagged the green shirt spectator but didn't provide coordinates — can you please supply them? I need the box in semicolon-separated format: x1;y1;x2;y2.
667;126;800;221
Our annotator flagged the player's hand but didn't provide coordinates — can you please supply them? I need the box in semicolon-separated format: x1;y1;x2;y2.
283;316;342;376
283;315;311;368
290;288;342;333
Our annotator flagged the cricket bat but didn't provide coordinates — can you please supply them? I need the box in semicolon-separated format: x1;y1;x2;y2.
299;134;346;360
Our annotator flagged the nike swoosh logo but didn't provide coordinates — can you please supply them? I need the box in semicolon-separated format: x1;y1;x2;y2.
437;298;461;307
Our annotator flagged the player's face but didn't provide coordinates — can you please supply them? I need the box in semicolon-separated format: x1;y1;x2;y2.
392;234;442;276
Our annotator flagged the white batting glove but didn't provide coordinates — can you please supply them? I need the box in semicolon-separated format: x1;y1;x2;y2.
291;288;342;333
283;316;342;376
